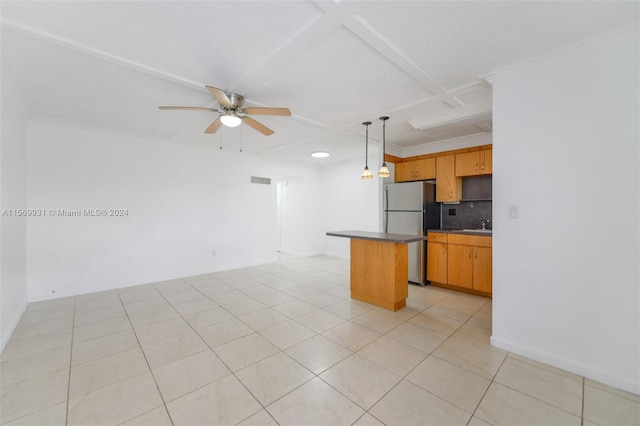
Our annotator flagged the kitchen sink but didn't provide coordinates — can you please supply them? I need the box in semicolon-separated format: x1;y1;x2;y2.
460;229;492;234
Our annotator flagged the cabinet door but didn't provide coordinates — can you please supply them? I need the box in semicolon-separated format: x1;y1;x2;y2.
480;149;492;174
436;155;461;202
455;151;480;177
395;162;414;182
416;158;436;180
447;244;473;289
426;242;447;284
473;247;492;293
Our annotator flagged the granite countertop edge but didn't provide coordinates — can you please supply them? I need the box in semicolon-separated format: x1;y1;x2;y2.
326;230;427;243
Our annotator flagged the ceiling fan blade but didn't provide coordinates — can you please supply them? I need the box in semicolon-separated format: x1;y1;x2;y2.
204;117;223;134
159;106;218;112
243;116;274;136
244;107;291;116
205;86;232;107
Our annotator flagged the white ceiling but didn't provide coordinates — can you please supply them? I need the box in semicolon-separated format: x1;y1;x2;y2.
1;1;637;164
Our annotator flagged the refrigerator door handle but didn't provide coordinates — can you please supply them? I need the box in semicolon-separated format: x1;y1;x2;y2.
384;187;389;233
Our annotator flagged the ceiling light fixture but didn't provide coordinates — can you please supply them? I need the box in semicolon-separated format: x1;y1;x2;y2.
378;116;390;178
311;151;330;158
220;113;242;128
361;121;373;179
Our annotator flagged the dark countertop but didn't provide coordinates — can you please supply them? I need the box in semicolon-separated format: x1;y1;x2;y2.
326;230;427;243
428;229;493;237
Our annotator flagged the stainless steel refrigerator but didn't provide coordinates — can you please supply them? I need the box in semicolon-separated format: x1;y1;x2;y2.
383;181;441;285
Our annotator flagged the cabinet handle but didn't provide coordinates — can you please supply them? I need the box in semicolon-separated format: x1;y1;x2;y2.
475;163;479;172
474;249;478;258
468;250;472;258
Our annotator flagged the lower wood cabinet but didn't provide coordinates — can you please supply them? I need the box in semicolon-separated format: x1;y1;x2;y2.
427;232;492;296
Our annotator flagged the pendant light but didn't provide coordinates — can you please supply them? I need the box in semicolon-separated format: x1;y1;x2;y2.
361;121;373;179
378;116;390;177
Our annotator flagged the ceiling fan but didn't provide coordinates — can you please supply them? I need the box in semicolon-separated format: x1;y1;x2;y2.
159;85;291;136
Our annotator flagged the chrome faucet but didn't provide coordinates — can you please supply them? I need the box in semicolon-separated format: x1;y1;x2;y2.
481;219;489;230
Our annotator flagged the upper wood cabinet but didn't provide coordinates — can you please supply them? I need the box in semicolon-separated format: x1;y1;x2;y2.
395;158;436;182
455;149;492;177
435;155;462;202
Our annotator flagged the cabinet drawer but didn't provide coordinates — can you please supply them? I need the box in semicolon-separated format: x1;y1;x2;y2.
427;232;448;243
448;234;492;247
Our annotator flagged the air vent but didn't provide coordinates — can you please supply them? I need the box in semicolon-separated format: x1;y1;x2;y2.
251;176;271;185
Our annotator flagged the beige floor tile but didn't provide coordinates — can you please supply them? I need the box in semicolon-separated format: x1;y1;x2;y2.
285;335;353;374
468;416;493;426
1;329;72;362
153;278;191;295
373;304;423;321
162;289;203;305
236;409;279;426
18;304;74;325
196;281;235;296
239;308;290;331
71;329;138;366
325;286;351;299
323;299;374;320
254;291;296;307
74;291;121;313
295;309;346;333
122;296;170;315
467;313;492;330
236;352;314;405
72;316;131;344
25;297;74;313
67;372;163;425
259;320;316;350
119;406;173;426
439;292;489;311
320;354;401;409
352;413;386;426
369;379;471;426
210;289;251;305
386;322;448;354
583;380;640;426
69;348;148;399
166;374;262;425
494;357;583;416
322;322;381;352
298;291;343;308
432;337;507;379
406;355;490;413
351;310;404;334
172;297;218;315
128;305;179;328
2;401;67;426
11;315;74;340
272;299;318;318
134;317;192;345
152;350;230;402
266;377;364;426
241;284;279;298
117;284;160;303
213;333;281;371
196;318;255;347
476;382;581;425
1;345;70;387
508;353;583;382
0;370;69;423
141;330;208;369
74;305;125;327
426;303;476;322
183;306;234;329
408;310;464;336
450;322;492;346
357;336;427;377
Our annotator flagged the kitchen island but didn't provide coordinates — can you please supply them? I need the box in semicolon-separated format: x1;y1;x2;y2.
326;230;427;311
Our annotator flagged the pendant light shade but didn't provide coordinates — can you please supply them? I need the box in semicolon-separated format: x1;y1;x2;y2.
378;116;390;178
361;121;373;179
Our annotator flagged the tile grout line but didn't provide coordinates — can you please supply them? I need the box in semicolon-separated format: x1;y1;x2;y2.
64;296;77;426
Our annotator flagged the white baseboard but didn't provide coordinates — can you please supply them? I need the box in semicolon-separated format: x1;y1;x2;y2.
1;300;27;352
491;335;639;396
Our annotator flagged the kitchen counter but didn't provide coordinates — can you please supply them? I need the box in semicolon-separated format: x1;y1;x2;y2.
429;229;492;237
327;230;424;311
326;230;427;243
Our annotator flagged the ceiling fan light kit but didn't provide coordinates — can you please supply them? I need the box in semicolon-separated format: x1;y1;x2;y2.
159;85;291;136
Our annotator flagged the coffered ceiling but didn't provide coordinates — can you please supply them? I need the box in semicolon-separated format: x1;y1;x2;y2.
1;1;637;163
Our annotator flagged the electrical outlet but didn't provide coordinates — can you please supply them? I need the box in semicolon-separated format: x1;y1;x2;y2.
508;205;519;219
448;208;457;216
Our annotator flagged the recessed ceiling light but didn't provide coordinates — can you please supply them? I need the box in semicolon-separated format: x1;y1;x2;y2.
311;151;330;158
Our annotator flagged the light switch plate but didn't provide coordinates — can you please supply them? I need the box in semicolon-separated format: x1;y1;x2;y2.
508;205;519;219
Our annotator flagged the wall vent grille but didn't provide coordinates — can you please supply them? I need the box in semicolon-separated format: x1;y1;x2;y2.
251;176;271;185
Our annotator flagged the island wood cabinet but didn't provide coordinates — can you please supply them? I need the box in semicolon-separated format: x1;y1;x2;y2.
396;158;436;182
427;232;492;296
435;155;462;202
455;148;493;177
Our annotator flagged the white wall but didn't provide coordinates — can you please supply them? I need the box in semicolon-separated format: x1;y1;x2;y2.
25;121;323;300
489;28;639;394
277;175;323;256
320;157;381;258
1;65;31;349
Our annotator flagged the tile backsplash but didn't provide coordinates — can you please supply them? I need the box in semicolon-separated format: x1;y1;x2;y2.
440;175;492;230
